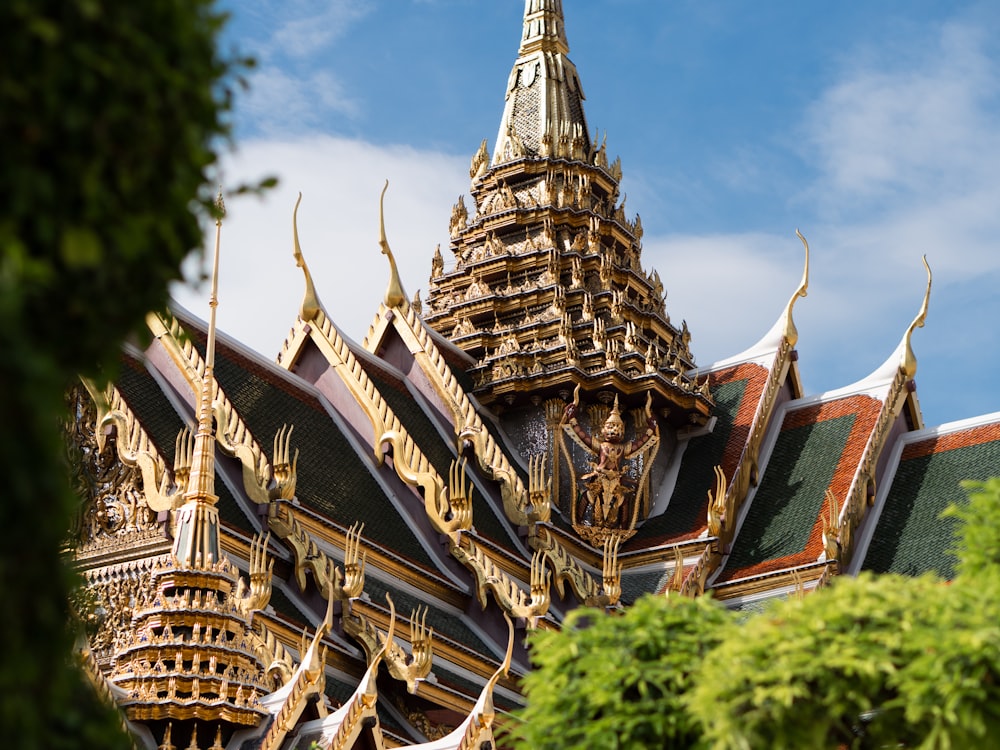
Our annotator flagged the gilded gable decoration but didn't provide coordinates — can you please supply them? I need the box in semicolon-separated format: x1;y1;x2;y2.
556;387;660;545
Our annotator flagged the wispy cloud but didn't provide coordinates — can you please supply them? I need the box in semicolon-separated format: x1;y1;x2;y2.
642;17;1000;422
240;69;360;136
268;1;372;60
231;0;374;136
804;22;999;211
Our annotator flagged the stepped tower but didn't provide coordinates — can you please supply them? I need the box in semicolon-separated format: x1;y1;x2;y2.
106;198;274;750
424;0;712;428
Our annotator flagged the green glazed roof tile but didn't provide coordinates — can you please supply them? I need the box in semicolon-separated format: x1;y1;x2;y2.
722;412;856;577
862;436;1000;578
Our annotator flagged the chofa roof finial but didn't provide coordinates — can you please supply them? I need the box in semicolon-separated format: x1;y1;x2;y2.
782;229;810;348
901;256;932;378
292;192;322;322
379;180;407;308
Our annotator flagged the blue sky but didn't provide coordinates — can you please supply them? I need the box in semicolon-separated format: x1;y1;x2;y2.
175;1;1000;428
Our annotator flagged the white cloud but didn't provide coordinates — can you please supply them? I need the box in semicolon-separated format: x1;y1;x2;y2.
173;136;467;358
803;22;999;210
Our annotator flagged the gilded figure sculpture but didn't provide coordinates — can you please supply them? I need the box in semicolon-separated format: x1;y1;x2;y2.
559;386;659;544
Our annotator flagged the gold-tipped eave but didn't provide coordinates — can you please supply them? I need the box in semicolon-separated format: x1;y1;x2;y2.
783;230;810;348
292;192;322;322
901;255;932;379
379;180;407;308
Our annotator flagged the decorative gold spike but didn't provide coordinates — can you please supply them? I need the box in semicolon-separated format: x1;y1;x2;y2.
173;190;226;568
385;605;435;694
234;531;273;614
291;193;322;322
172;427;194;496
527;453;552;523
443;458;474;535
706;465;728;537
822;489;841;562
783;230;810;348
270;423;298;501
185;722;200;750
481;613;515;727
600;534;623;607
790;568;805;600
381;593;398;666
667;546;686;595
379;180;407;308
902;255;932;378
524;548;552;623
342;522;367;600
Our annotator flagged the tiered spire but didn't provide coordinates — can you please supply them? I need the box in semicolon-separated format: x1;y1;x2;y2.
424;1;711;426
174;192;225;569
493;0;589;163
108;193;274;749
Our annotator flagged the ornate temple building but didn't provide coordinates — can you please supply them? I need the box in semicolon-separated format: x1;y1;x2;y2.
68;2;1000;748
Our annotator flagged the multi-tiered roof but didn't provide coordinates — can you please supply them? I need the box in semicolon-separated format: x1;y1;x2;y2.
66;2;1000;748
424;0;711;425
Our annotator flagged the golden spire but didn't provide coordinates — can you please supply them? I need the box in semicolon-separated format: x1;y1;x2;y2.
174;189;224;569
783;230;811;348
292;192;321;322
519;0;569;55
901;256;932;378
494;0;589;162
379;180;407;308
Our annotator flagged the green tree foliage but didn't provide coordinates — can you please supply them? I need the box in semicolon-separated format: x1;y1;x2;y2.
508;595;733;749
0;1;245;746
689;571;1000;749
513;479;1000;750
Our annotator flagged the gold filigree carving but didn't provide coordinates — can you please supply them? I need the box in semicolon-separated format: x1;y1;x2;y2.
251;619;296;691
822;489;841;564
233;532;274;616
271;424;298;501
452;542;550;626
705;465;729;538
79;564;157;657
68;384;163;552
268;505;364;604
530;526;602;602
679;545;714;598
362;292;602;605
666;546;686;595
